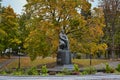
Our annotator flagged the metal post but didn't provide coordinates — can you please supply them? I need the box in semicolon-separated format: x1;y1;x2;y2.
18;47;21;69
90;54;92;66
18;54;20;69
90;53;92;74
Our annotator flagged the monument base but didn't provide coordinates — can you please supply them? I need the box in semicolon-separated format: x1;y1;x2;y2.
63;64;74;69
57;50;71;65
55;64;74;71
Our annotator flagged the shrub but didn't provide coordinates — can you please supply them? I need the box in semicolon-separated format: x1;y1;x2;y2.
12;71;23;76
62;68;71;75
90;67;97;74
56;72;64;76
12;69;24;76
73;64;79;72
81;71;88;75
27;67;39;75
82;67;96;75
105;63;114;73
0;71;7;75
116;64;120;72
41;65;48;76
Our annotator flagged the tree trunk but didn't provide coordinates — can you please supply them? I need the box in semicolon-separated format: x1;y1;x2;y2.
111;23;115;59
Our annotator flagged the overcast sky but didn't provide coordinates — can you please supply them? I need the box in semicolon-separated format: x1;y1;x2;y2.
1;0;98;14
2;0;27;14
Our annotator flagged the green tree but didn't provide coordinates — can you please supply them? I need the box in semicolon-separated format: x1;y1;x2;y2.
0;6;20;56
17;13;31;53
76;8;107;57
99;0;120;59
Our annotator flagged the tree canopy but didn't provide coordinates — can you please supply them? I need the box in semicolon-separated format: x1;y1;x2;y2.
21;0;107;60
0;6;20;51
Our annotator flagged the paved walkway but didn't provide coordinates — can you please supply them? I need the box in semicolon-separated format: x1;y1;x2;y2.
94;61;120;70
0;57;17;69
0;74;120;80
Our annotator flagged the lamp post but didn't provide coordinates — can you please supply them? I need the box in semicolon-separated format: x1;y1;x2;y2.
90;53;92;74
18;47;21;69
90;53;92;66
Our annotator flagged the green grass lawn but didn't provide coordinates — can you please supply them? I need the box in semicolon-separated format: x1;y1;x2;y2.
2;57;109;70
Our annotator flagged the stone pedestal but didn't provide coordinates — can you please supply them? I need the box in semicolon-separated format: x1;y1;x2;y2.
57;50;71;65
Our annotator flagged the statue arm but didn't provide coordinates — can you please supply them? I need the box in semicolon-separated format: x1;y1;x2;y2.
60;33;68;41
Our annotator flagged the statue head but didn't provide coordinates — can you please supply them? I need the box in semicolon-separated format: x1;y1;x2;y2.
61;29;65;34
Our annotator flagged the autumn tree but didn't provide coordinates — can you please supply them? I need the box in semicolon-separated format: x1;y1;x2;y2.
74;7;107;58
99;0;120;59
23;0;107;60
0;6;20;56
18;13;32;53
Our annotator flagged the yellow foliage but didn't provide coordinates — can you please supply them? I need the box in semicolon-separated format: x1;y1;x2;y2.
98;43;108;53
24;0;107;58
10;38;21;44
0;29;7;37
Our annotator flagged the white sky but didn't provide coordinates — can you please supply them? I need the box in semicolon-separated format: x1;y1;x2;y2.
2;0;27;14
1;0;98;14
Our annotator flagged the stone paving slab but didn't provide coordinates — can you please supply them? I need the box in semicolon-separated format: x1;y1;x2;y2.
0;74;120;80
